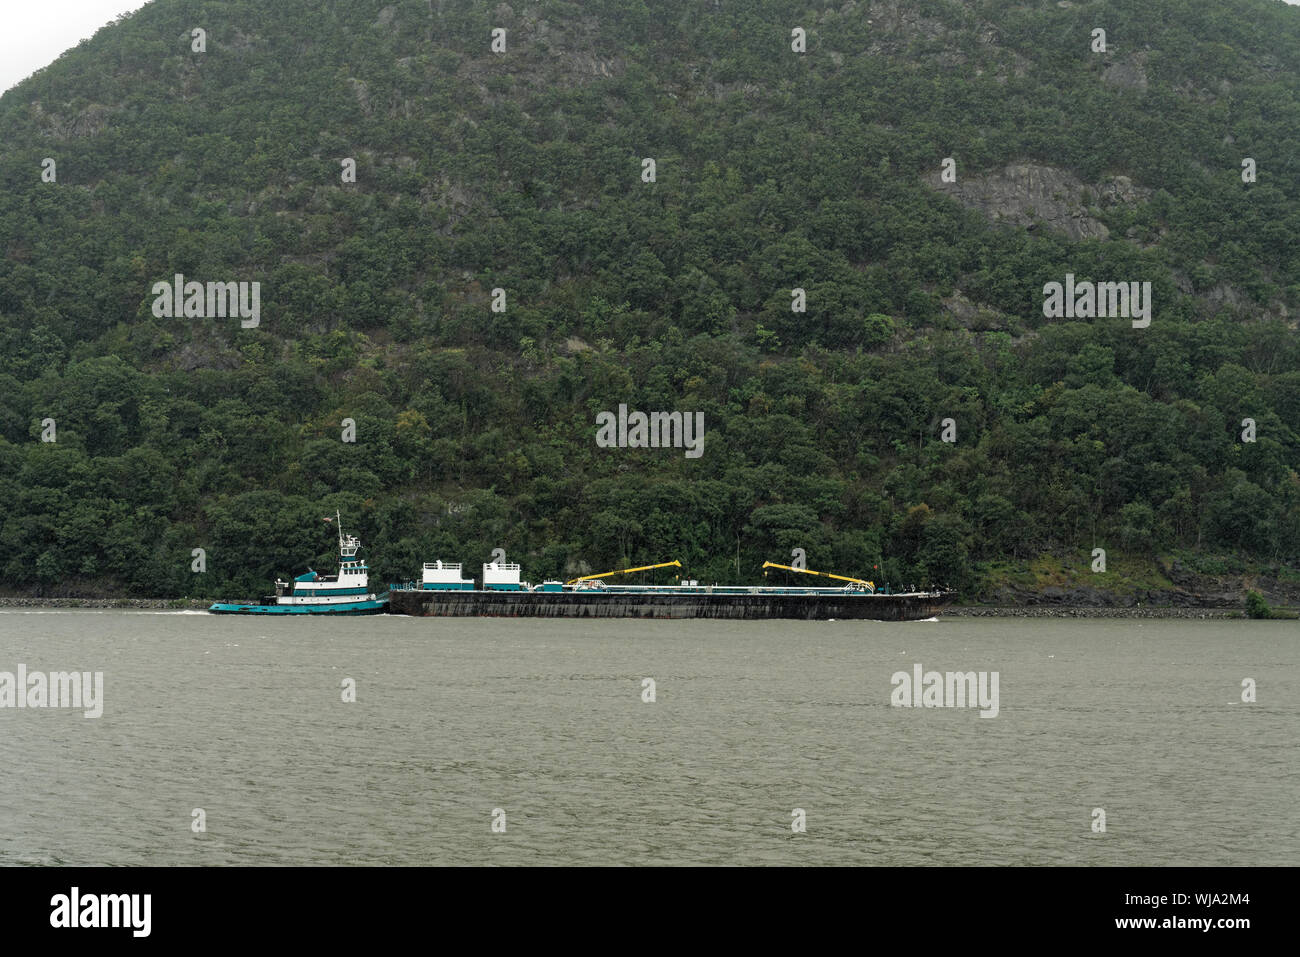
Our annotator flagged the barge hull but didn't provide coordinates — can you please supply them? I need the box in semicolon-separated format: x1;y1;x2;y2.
387;590;948;621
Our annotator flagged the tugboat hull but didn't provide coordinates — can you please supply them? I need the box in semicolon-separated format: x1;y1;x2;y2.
208;598;388;615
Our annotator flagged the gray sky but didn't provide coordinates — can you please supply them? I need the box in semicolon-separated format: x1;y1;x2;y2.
1;1;148;94
4;0;1300;95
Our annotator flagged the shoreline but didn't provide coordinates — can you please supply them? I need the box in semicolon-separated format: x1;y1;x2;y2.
0;596;1284;619
941;605;1249;619
0;597;214;610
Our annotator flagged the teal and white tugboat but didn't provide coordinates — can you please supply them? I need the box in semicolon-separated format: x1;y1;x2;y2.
208;514;388;615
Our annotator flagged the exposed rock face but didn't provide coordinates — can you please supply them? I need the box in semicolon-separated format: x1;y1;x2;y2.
1102;53;1150;92
29;102;112;139
175;343;241;372
515;7;624;78
941;291;1011;331
926;161;1153;241
859;0;952;48
454;6;625;99
1204;283;1247;310
799;0;975;66
348;77;371;115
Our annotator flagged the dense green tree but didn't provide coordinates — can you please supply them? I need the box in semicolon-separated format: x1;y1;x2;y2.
0;0;1297;598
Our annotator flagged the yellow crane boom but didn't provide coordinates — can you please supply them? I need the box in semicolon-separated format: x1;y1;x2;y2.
567;560;682;585
761;561;873;589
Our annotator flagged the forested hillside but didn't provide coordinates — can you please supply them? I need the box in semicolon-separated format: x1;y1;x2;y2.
2;0;1299;602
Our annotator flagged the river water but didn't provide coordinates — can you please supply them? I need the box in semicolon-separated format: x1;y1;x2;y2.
0;611;1295;866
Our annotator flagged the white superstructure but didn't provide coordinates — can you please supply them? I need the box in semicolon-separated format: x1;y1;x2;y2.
483;562;525;590
422;560;475;590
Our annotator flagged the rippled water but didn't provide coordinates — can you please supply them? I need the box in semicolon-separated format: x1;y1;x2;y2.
0;610;1295;865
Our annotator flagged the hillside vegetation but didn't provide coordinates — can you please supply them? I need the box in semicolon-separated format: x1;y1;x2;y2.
1;0;1299;601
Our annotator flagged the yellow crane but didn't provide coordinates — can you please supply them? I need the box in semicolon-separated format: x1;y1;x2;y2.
567;560;682;585
761;561;874;590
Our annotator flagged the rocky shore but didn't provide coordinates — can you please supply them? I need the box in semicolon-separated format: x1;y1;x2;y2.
943;605;1248;619
0;597;212;610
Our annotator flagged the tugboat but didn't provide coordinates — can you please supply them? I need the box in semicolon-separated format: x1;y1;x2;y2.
208;513;388;615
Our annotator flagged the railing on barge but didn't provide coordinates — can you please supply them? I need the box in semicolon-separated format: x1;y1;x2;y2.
388;581;949;598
